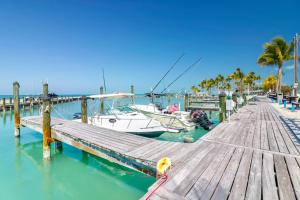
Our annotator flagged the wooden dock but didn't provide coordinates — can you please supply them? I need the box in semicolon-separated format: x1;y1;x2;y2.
0;96;81;112
20;96;300;199
143;97;300;199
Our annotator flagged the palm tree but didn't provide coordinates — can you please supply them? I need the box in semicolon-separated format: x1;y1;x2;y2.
262;75;277;92
206;79;216;95
191;85;200;94
215;74;225;92
230;68;244;93
244;72;261;91
198;80;207;93
257;37;294;93
222;82;232;93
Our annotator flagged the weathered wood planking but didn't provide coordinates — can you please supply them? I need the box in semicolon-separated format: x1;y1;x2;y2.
143;97;300;199
21;116;175;176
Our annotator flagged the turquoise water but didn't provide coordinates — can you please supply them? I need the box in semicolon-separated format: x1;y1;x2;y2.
0;95;217;200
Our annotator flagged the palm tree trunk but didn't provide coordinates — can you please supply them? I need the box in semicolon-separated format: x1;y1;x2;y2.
277;65;283;93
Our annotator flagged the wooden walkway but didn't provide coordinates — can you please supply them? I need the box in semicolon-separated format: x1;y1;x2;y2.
143;97;300;199
21;97;300;199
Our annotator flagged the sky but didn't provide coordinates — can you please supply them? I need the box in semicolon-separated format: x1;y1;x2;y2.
0;0;299;94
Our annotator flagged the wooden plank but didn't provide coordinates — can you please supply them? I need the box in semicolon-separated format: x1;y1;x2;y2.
271;121;289;154
244;122;256;148
260;119;269;150
210;147;244;200
285;156;300;199
228;149;253;200
245;151;262;200
163;142;215;191
173;143;225;196
252;120;261;149
274;154;296;200
196;147;237;200
267;121;279;152
185;146;235;199
262;152;278;200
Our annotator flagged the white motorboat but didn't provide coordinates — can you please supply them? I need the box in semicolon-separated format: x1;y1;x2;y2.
74;93;179;138
130;103;196;131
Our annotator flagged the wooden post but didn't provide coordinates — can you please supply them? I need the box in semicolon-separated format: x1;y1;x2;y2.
232;93;238;110
13;82;20;137
29;97;33;109
184;93;188;111
42;96;51;159
100;86;104;113
42;83;52;159
2;98;6;113
209;110;212;119
130;85;135;104
22;97;25;109
81;96;87;123
9;97;12;111
219;93;226;122
43;83;48;97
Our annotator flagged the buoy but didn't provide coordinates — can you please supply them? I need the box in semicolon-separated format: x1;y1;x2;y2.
156;157;171;177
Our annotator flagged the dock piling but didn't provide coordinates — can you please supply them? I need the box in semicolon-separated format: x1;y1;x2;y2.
81;96;87;123
13;82;20;137
184;93;188;111
42;83;52;160
2;98;6;113
219;93;226;122
232;93;237;111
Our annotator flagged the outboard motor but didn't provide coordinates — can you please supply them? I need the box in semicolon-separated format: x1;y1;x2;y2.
191;110;213;130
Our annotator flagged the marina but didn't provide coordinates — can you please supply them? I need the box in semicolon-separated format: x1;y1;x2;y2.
17;86;300;199
0;1;299;199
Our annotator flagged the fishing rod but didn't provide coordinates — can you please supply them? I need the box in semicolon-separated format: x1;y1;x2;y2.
160;57;202;94
150;53;185;93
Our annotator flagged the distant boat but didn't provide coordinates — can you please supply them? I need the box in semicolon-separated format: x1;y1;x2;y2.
74;93;179;138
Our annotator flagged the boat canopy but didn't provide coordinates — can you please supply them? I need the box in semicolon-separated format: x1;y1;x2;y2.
88;93;134;99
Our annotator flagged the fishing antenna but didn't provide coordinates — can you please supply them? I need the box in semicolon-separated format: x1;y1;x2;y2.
102;69;107;93
161;57;202;94
150;53;185;93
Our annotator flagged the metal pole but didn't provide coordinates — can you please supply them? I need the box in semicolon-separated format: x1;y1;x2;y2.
294;33;299;96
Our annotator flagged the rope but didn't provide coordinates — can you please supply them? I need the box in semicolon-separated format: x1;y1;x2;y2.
145;173;168;200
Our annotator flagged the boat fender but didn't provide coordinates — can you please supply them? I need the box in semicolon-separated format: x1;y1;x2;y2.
156;157;171;177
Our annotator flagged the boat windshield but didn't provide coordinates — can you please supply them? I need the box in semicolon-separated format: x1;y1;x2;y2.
106;106;136;115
